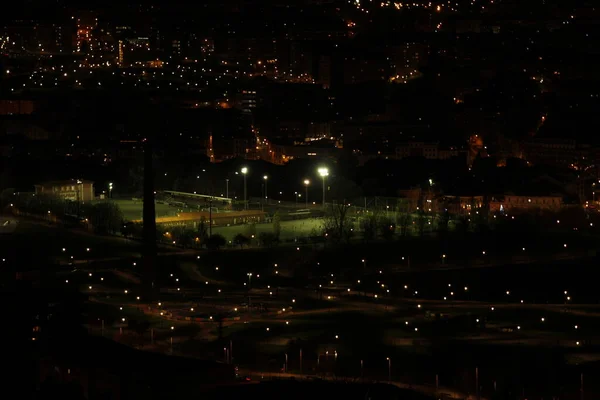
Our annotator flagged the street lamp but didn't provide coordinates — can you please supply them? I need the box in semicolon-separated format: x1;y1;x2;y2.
247;272;253;309
318;167;329;209
387;357;391;382
264;175;268;204
241;167;248;210
225;179;229;199
108;182;113;199
304;179;310;208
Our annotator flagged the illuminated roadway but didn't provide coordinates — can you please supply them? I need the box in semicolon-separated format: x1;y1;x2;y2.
0;218;18;234
238;369;487;400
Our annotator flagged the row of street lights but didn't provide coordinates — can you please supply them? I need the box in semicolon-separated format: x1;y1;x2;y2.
238;166;329;209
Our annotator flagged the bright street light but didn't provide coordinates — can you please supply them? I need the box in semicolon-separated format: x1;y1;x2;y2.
318;168;329;209
241;167;248;209
263;175;268;203
304;179;310;207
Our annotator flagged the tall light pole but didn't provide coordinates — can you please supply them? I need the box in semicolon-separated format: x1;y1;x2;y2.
209;196;213;237
304;180;310;208
108;182;113;199
264;175;268;204
225;179;229;199
387;357;391;382
318;168;329;209
247;272;253;310
77;179;83;217
241;167;248;210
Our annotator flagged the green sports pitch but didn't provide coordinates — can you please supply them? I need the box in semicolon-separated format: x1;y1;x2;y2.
108;199;183;221
212;218;324;241
108;199;324;240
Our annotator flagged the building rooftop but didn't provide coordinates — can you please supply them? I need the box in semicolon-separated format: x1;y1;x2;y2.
36;179;94;186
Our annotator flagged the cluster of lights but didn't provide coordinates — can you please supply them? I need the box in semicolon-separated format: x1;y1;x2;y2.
61;210;591;365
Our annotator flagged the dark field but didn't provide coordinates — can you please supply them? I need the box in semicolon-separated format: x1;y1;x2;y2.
7;216;600;400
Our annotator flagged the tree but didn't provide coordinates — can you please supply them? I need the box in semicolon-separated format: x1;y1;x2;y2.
64;200;80;216
182;228;195;247
233;233;250;248
378;217;395;240
156;225;167;243
206;234;226;250
396;201;412;236
437;210;450;234
416;208;426;237
456;215;471;235
88;202;124;234
272;211;281;240
360;214;378;242
18;193;66;217
323;203;354;243
197;217;208;243
172;226;195;248
472;196;491;233
258;232;278;247
245;222;257;238
122;221;143;238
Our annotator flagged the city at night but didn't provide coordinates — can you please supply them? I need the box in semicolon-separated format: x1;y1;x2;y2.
2;0;600;399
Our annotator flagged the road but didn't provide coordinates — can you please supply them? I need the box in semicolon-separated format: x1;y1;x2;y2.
0;217;18;234
57;249;198;266
239;369;487;400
